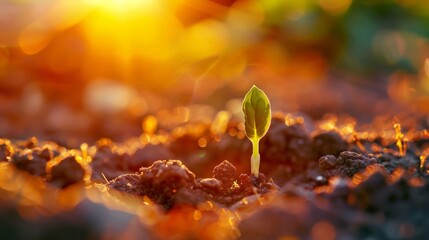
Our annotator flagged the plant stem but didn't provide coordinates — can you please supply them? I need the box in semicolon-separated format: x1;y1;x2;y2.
251;138;260;177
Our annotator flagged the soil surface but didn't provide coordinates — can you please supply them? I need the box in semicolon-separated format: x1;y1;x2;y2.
0;114;428;239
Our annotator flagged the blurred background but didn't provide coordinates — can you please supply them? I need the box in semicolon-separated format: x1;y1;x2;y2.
1;0;429;144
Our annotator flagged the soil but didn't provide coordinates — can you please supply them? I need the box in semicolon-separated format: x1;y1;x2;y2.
1;114;429;239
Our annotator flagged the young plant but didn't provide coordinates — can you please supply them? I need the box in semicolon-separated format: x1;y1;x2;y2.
242;85;271;177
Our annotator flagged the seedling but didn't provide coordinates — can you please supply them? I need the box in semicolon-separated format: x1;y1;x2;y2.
242;85;271;177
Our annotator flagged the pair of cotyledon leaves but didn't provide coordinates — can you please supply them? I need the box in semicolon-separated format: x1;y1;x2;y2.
242;85;271;140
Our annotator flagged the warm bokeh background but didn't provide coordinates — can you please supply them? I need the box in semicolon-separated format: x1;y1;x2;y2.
1;0;429;144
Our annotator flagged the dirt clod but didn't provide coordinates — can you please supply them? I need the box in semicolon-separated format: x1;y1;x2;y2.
319;151;379;178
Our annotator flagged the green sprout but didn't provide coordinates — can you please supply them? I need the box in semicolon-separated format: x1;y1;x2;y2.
242;85;271;177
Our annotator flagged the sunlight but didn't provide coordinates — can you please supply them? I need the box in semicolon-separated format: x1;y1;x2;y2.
90;0;159;14
80;0;184;88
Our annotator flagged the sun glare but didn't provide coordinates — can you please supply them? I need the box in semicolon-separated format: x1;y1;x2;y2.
90;0;159;14
79;0;185;88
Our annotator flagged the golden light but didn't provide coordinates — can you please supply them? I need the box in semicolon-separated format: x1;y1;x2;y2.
83;0;182;60
211;111;231;135
181;20;229;61
394;123;407;156
10;0;263;94
143;115;158;135
4;0;429;238
319;0;352;15
18;22;53;55
95;0;159;14
420;155;426;174
17;0;95;55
